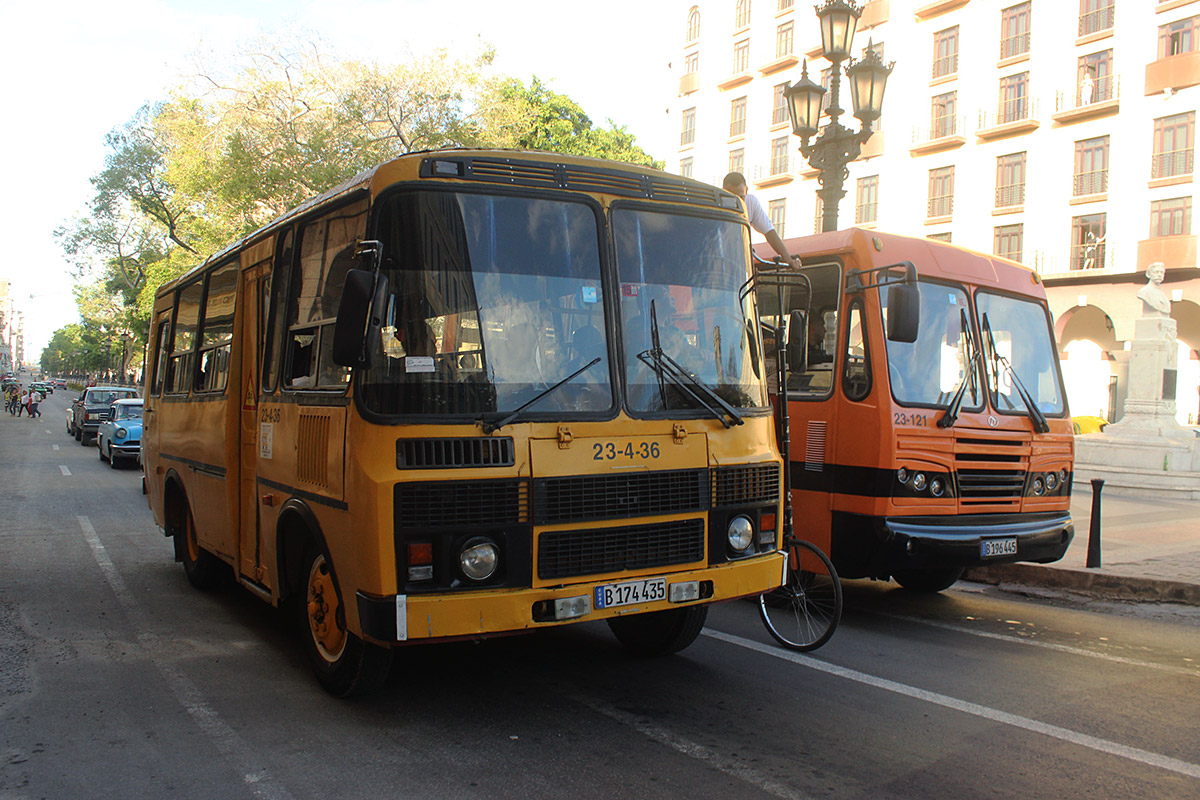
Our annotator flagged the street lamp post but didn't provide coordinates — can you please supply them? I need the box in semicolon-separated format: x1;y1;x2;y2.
783;0;894;233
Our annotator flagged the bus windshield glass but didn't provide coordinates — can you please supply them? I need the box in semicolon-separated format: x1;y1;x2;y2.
613;207;767;414
882;281;982;410
976;291;1066;416
358;190;613;417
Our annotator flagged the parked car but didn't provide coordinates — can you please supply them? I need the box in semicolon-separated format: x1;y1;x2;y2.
97;399;144;467
71;386;140;445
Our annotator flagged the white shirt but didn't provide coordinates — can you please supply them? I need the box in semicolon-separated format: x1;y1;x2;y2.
743;192;774;235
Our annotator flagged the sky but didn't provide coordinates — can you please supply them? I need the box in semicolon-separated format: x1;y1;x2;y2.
0;0;679;359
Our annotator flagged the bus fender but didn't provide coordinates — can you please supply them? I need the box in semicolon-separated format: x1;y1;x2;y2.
274;498;337;612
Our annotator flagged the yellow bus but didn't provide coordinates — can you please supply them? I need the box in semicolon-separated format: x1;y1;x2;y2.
142;149;787;696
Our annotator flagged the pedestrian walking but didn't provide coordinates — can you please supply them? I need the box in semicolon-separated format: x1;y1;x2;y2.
28;389;42;418
16;389;28;417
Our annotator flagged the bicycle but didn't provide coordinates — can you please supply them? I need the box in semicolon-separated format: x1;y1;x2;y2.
758;535;843;652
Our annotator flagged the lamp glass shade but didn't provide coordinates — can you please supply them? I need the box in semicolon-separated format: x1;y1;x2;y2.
784;70;825;138
846;51;892;125
817;0;862;62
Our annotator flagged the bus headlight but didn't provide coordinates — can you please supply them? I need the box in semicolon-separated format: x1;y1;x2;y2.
896;467;909;484
458;537;499;581
727;516;754;553
1045;472;1058;491
929;477;945;497
912;472;927;492
1032;476;1046;496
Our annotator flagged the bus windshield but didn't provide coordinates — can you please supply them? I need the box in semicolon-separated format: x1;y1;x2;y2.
614;207;767;414
976;291;1066;416
359;190;613;417
882;281;982;410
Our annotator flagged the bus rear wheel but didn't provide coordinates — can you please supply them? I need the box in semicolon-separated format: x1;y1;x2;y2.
606;605;708;656
892;566;964;593
297;547;392;698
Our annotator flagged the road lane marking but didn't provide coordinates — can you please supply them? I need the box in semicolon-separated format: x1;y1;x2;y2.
871;611;1200;677
77;516;294;800
59;466;70;476
704;629;1200;781
52;444;60;451
579;697;815;800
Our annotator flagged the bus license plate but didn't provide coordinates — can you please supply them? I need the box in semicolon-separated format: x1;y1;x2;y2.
595;578;667;609
981;537;1018;558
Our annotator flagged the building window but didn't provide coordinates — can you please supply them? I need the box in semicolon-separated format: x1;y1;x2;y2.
685;52;699;74
729;148;745;175
999;72;1030;123
779;0;794;11
1077;50;1112;106
686;6;701;43
680;157;694;179
776;21;794;58
1071;213;1107;270
928;166;954;218
681;107;696;147
768;199;786;237
1000;2;1031;60
1074;136;1109;196
735;0;751;29
1159;16;1200;58
813;196;824;234
1151;197;1192;237
932;91;957;138
770;136;789;175
996;152;1026;207
1153;112;1195;179
933;26;959;80
928;232;953;243
856;175;879;224
772;83;789;125
730;97;747;138
734;39;750;73
994;224;1024;262
1078;0;1114;37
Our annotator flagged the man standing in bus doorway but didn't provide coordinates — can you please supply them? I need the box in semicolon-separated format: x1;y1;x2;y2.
722;173;801;266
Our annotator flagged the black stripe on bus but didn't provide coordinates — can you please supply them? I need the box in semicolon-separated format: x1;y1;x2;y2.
789;460;895;498
160;453;227;478
257;477;350;511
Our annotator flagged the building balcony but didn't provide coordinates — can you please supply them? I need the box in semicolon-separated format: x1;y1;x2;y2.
1138;235;1197;270
755;173;794;190
977;99;1040;142
915;0;969;21
1145;51;1200;96
1052;76;1119;125
678;72;700;96
910;117;967;155
859;0;890;30
759;54;800;76
716;72;754;91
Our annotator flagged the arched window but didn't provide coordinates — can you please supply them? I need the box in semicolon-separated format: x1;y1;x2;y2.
687;7;701;43
735;1;751;29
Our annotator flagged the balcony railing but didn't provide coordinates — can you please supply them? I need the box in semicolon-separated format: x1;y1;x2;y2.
1071;241;1108;270
928;195;954;218
978;98;1039;132
1079;6;1114;37
1151;148;1195;179
933;53;958;80
1073;170;1108;196
995;183;1025;208
1000;32;1030;60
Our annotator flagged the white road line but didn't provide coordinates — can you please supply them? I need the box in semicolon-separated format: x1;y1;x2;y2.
580;697;815;800
872;611;1200;677
52;444;60;451
59;465;70;476
704;629;1200;781
77;516;294;800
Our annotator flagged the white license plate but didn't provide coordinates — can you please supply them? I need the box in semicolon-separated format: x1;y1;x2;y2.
981;537;1018;558
594;578;667;609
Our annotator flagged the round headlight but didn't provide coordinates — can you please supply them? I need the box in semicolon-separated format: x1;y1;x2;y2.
930;477;945;497
912;472;928;492
1045;472;1058;491
115;428;127;440
1032;476;1046;496
727;516;754;552
458;538;499;581
896;467;909;484
1058;469;1068;484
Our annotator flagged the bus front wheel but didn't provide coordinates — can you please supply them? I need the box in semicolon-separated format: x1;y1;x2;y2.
296;547;392;698
606;605;708;656
892;566;964;593
174;501;224;590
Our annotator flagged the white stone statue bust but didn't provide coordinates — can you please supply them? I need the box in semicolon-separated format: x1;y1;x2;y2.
1137;261;1171;316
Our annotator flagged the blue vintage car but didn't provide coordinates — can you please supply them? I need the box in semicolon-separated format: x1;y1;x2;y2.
97;399;144;468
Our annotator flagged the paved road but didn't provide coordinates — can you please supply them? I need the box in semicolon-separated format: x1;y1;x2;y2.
3;391;1198;799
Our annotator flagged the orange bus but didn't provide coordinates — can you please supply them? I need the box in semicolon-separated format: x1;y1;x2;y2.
755;229;1074;592
142;149;787;695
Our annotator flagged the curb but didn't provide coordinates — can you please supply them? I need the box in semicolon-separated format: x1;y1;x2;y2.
964;564;1200;607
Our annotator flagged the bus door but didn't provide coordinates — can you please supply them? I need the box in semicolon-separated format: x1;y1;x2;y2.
238;257;273;588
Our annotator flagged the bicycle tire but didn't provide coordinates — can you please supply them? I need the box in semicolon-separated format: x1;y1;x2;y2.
759;539;843;651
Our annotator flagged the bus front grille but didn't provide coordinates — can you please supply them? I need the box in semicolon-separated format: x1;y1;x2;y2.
712;463;781;507
397;437;515;469
538;519;706;580
395;479;529;528
956;469;1026;500
533;469;708;524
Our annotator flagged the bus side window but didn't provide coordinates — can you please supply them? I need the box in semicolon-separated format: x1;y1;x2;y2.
842;299;871;401
168;280;203;395
150;314;171;397
262;228;294;394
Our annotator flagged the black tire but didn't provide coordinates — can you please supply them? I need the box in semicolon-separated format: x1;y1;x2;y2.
108;445;119;469
892;566;964;593
173;501;224;590
606;604;708;656
75;427;82;442
296;546;392;697
759;539;842;652
98;441;107;462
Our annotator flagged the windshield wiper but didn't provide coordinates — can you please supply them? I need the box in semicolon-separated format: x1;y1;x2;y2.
479;358;601;434
639;300;744;429
981;313;1050;434
938;308;977;429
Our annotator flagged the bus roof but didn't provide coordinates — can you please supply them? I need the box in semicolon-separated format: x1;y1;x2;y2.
762;227;1047;298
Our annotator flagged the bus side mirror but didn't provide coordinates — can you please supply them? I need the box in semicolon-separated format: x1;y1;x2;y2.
332;269;390;368
886;284;920;343
786;309;807;374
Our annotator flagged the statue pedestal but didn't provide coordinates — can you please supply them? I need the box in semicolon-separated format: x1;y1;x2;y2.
1103;315;1188;441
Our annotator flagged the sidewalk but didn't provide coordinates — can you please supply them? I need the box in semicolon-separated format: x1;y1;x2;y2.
965;482;1200;605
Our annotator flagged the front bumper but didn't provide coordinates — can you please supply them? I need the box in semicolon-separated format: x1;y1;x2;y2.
111;442;141;458
355;552;786;645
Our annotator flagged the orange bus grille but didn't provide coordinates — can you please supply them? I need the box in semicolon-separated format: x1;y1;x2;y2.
396;480;529;528
533;469;708;525
538;519;706;580
956;469;1026;501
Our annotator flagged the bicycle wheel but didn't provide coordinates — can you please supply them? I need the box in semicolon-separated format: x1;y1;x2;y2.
759;539;843;651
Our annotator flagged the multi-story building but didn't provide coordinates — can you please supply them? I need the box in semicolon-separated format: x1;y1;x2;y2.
0;280;16;373
669;0;1200;425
